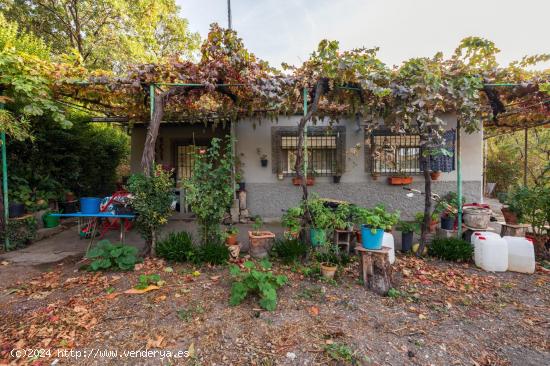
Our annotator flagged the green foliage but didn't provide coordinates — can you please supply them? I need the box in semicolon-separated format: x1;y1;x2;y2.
396;220;420;234
306;197;334;231
0;13;70;139
324;343;354;363
315;240;347;266
135;274;161;290
229;260;288;311
271;238;309;264
487;127;550;193
333;203;353;230
195;241;229;265
252;215;263;233
387;288;402;298
504;186;550;235
156;231;196;263
7;117;129;198
184;137;234;245
354;205;400;233
1;0;200;69
428;238;473;262
127;165;174;253
225;225;239;236
281;206;304;234
1;216;37;251
86;240;139;271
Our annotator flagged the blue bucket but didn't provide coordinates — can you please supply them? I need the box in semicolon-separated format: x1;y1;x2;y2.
361;225;384;250
80;197;102;214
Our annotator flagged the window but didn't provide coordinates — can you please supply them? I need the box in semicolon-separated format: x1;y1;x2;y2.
367;130;422;174
175;145;205;181
272;126;345;176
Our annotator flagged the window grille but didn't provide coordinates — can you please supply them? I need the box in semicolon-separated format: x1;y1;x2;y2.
272;126;345;177
367;130;422;175
176;145;205;181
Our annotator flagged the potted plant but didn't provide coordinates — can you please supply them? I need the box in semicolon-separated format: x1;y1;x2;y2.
257;148;268;167
42;210;60;228
387;175;413;185
292;168;316;186
357;205;400;249
281;206;303;239
225;225;239;246
415;212;439;233
307;198;334;246
430;170;442;181
396;220;419;253
499;189;525;225
248;216;275;258
65;191;76;202
371;172;380;181
315;240;340;279
8;186;32;218
333;203;353;231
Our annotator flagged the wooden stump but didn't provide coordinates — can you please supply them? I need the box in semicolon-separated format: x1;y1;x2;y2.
355;246;392;295
500;224;529;237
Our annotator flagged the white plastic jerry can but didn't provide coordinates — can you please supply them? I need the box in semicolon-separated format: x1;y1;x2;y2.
478;235;508;272
503;236;536;274
382;232;395;264
472;231;500;268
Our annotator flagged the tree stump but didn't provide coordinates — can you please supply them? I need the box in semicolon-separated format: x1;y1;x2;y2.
355;246;392;295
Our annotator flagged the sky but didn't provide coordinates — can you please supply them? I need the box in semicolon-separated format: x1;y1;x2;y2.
177;0;550;70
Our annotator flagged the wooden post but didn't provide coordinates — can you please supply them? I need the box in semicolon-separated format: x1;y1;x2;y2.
524;126;528;186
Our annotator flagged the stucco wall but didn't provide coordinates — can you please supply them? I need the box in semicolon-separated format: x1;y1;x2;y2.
130;115;483;219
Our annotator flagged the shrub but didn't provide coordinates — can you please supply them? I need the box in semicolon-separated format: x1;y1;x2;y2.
428;238;473;262
86;240;139;271
196;241;229;265
127;165;174;256
229;260;288;311
1;216;37;251
156;231;196;262
184;137;234;245
271;238;309;264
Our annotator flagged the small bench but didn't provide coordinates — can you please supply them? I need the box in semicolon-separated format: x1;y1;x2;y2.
355;246;392;295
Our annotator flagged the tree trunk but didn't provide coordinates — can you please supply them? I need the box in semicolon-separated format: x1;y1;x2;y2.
294;80;326;236
418;156;432;256
141;88;174;176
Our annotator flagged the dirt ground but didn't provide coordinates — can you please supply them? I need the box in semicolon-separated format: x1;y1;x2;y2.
0;252;548;366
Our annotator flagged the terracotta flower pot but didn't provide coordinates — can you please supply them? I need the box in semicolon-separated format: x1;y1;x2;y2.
320;262;337;279
430;171;441;181
387;176;413;185
292;177;315;186
429;219;438;233
501;207;518;225
248;231;276;258
225;234;238;246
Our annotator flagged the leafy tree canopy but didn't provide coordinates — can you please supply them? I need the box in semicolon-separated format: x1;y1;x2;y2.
0;0;200;69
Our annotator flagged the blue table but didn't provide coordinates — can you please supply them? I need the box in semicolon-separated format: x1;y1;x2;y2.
51;212;136;249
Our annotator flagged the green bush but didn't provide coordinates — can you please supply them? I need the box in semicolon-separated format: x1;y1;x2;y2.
271;238;309;264
229;260;288;311
156;231;196;262
1;217;37;251
196;241;229;265
428;238;473;262
86;240;139;271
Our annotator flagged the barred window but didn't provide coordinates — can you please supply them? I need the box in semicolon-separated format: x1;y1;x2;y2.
272;126;345;176
175;145;206;181
367;130;422;174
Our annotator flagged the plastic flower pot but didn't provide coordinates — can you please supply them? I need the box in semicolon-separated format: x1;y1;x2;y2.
260;159;268;167
387;176;413;185
501;207;518;225
43;213;60;228
310;228;326;247
8;203;25;218
440;215;454;230
401;231;413;253
361;225;384;250
320;263;337;279
292;177;315;186
80;197;102;214
430;171;441;180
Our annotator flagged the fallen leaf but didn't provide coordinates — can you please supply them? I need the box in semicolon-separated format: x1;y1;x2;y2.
188;342;195;357
210;276;220;281
124;285;159;294
192;271;201;277
418;314;427;320
164;267;173;273
1;261;9;266
308;306;320;316
146;335;165;348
